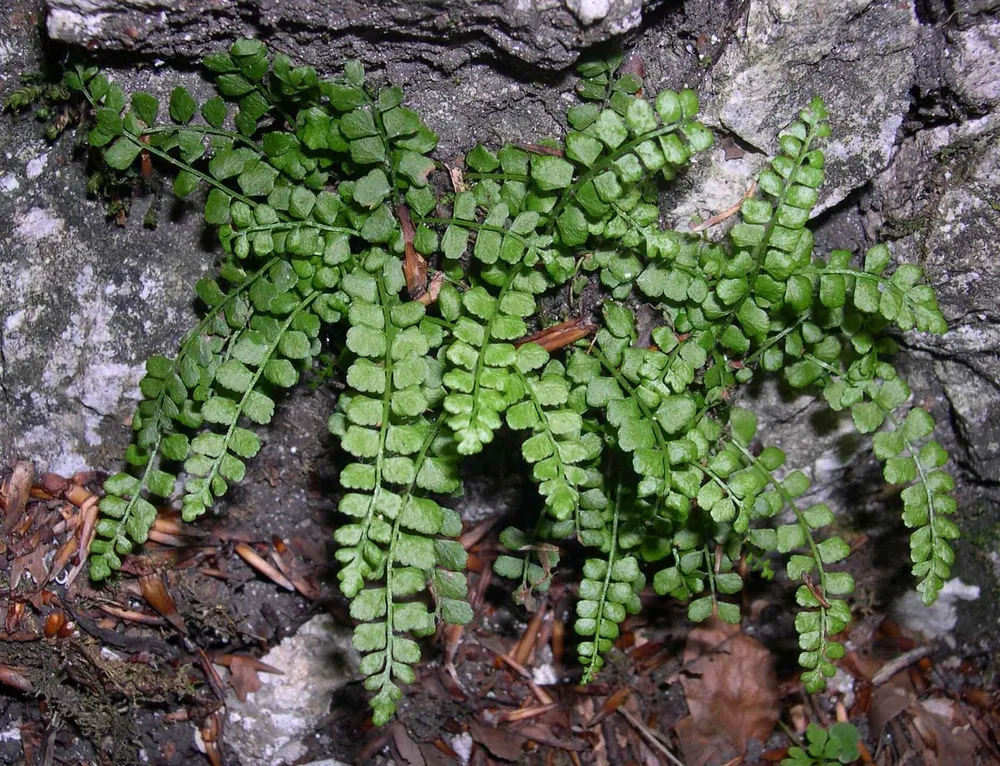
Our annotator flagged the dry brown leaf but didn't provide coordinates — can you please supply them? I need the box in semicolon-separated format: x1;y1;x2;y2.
469;719;527;761
398;202;428;299
675;618;779;766
1;461;33;533
390;721;426;766
235;542;295;590
416;271;444;307
682;615;740;663
139;572;187;634
868;668;984;765
514;317;596;352
228;655;265;702
447;164;465;193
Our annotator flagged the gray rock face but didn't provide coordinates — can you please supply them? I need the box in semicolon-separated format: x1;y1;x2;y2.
946;21;1000;109
709;0;919;211
868;112;1000;487
45;0;647;71
0;43;215;471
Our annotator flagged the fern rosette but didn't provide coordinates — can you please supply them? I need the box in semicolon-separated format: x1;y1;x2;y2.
67;40;959;721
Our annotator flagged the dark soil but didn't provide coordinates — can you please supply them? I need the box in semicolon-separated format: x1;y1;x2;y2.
3;409;1000;766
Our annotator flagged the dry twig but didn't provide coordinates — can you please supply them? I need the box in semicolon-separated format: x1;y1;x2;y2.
688;181;757;233
617;707;685;766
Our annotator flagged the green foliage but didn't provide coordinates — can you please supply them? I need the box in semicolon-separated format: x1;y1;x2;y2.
64;42;956;726
3;70;76;140
782;722;860;765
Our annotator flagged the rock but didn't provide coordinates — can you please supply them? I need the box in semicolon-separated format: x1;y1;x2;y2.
891;578;980;644
946;21;1000;109
44;0;646;71
868;112;1000;485
707;0;918;211
0;56;216;471
225;615;360;766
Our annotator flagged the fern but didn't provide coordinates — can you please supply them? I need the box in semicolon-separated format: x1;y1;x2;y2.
44;40;958;724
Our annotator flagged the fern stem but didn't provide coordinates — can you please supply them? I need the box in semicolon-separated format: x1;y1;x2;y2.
375;415;443;696
590;346;672;503
238;221;359;237
142;124;262;150
350;275;400;567
137;138;259;209
466;266;521;439
582;476;622;684
516;368;581;536
744;312;811;367
415;217;533;248
462;172;530;182
732;441;834;660
108;434;162;546
702;545;719;613
197;290;319;499
110;257;281;544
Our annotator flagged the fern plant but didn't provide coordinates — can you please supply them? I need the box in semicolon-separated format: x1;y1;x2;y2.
49;41;956;722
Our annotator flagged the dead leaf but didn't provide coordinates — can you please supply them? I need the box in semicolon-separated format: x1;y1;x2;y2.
620;55;646;95
518;142;564;157
469;719;527;761
447;163;465;193
1;461;33;533
398;203;428;299
682;615;740;664
514;317;597;352
228;656;264;702
139;572;187;634
390;721;426;766
416;271;444;307
873;695;982;765
235;542;295;591
675;618;779;766
720;136;746;160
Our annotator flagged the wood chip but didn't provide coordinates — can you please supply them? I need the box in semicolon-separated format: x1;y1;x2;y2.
235;542;295;591
139;572;187;634
0;663;33;692
1;461;33;534
584;687;631;729
871;645;937;688
98;603;168;627
514;317;597;352
495;652;553;706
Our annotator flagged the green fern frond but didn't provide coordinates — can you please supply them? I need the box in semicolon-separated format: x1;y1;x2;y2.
58;38;963;719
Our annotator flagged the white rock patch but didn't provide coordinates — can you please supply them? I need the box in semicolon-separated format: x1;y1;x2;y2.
892;578;981;644
225;615;359;766
14;207;64;240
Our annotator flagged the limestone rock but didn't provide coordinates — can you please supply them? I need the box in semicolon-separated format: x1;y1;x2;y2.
868;113;1000;485
892;578;980;644
708;0;918;211
224;615;360;766
946;21;1000;110
44;0;647;72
